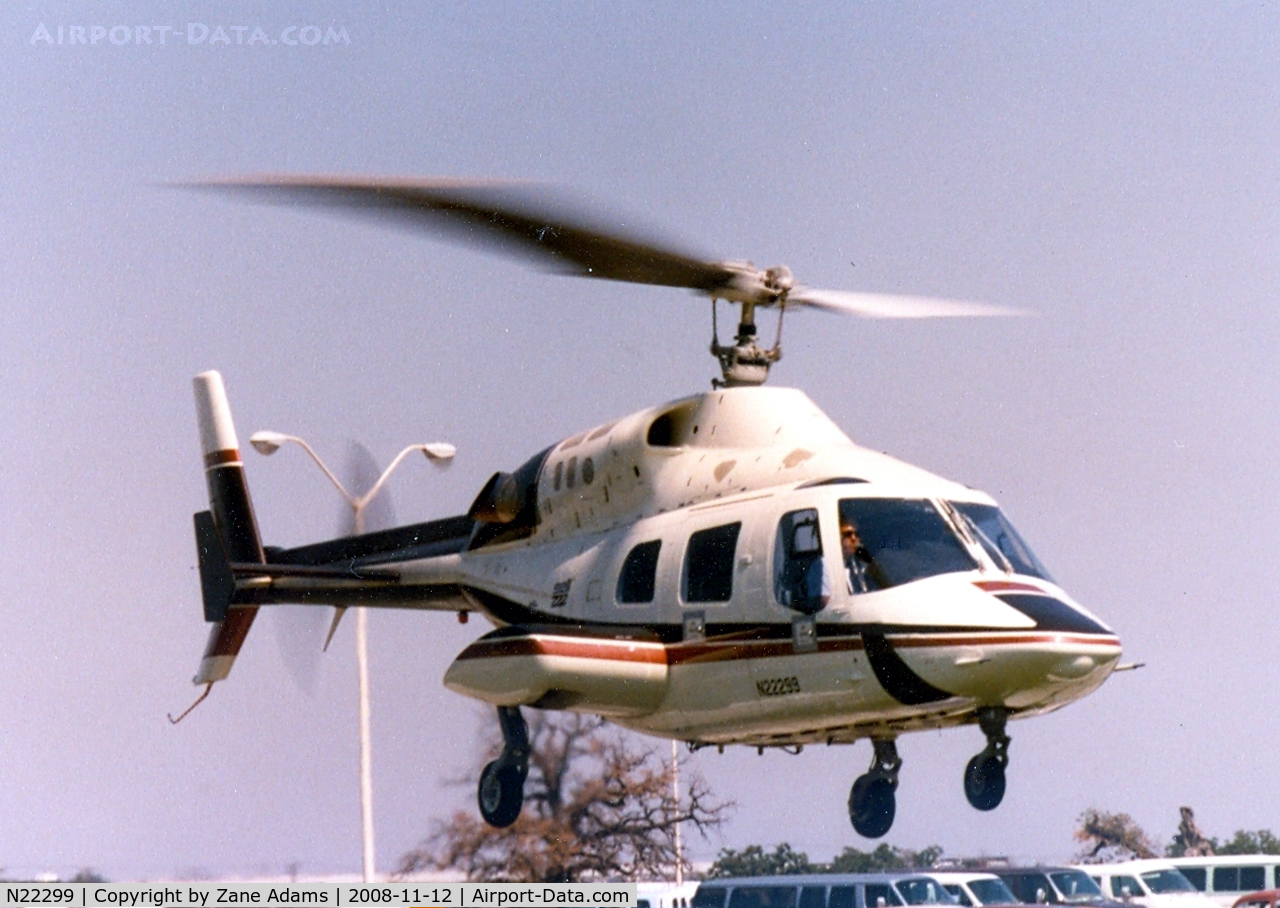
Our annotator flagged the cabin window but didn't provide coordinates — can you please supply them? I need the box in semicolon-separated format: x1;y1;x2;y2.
728;887;797;908
553;462;562;491
582;456;595;484
1214;868;1266;893
566;456;577;489
1178;869;1206;892
683;522;740;602
837;498;978;592
617;540;661;604
828;888;856;908
773;508;827;614
692;890;727;908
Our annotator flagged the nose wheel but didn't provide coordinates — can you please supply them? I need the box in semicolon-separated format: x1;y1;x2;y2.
848;737;901;838
477;706;529;828
964;707;1010;812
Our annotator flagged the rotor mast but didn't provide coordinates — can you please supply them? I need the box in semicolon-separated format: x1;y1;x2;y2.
709;264;793;388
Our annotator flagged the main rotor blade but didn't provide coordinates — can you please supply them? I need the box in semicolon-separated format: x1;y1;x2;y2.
198;175;736;292
787;287;1028;319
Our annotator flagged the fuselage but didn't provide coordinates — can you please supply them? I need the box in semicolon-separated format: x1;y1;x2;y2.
395;386;1121;746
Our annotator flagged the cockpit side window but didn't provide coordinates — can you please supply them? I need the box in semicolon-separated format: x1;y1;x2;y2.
683;522;741;602
773;508;827;614
837;498;978;590
617;540;661;604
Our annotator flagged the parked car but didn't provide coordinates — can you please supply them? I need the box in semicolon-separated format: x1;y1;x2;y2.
1230;890;1280;908
1077;859;1220;908
929;872;1021;907
993;866;1127;908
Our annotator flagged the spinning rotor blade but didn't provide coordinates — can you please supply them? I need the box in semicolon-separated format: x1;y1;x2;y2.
194;174;1026;388
197;175;736;293
786;288;1027;319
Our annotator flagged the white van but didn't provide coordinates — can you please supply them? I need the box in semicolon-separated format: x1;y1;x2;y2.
1076;860;1220;908
1165;856;1280;907
929;873;1021;907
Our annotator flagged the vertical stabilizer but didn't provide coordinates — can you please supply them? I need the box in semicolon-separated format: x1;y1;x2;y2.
191;370;266;684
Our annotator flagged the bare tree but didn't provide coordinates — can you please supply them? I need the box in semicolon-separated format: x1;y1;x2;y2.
1075;808;1158;862
398;712;732;882
1168;807;1216;857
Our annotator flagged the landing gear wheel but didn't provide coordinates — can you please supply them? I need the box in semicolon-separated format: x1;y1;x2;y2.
964;706;1011;813
477;706;531;828
963;753;1006;811
848;774;896;838
478;759;525;828
848;737;901;838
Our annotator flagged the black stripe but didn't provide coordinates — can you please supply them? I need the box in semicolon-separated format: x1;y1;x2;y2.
996;594;1111;634
861;630;954;705
206;464;265;564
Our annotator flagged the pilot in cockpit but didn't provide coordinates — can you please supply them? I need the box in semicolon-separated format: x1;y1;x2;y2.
840;518;887;593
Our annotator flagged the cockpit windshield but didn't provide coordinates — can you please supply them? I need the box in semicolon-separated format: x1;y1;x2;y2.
1140;871;1196;894
838;498;978;591
950;501;1054;581
894;879;958;905
1048;871;1104;903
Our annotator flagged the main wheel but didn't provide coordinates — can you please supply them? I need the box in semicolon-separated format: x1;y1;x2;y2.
963;753;1006;811
848;774;896;838
478;760;525;828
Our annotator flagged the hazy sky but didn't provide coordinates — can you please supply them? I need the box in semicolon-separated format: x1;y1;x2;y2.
4;0;1279;882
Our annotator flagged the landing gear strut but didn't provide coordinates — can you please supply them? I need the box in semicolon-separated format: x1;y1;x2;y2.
964;707;1010;812
477;706;529;828
848;737;900;838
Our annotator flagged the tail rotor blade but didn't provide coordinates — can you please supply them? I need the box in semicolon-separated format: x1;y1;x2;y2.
323;442;397;650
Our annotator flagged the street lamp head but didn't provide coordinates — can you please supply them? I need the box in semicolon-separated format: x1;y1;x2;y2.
250;430;290;455
421;442;457;464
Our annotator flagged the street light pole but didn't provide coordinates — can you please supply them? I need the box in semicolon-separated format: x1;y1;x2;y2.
249;433;455;883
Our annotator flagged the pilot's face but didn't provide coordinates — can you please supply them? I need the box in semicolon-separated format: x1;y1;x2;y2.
840;523;860;558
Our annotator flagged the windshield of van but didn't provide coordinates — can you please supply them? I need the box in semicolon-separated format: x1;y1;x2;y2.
838;499;978;591
894;880;958;905
1049;871;1105;902
1141;871;1196;894
950;502;1053;580
967;880;1019;906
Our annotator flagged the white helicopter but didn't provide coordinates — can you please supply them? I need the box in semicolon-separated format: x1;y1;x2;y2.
186;177;1125;839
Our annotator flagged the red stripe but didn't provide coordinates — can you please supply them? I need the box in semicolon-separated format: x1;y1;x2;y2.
974;580;1046;593
458;636;667;664
202;606;259;657
203;448;242;468
456;629;1121;667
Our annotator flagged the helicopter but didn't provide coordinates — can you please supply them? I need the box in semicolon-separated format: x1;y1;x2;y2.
185;177;1125;838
